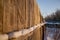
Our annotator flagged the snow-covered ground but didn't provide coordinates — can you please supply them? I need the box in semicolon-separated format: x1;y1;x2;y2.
44;27;60;40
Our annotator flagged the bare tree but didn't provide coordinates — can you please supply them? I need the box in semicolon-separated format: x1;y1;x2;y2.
45;10;60;22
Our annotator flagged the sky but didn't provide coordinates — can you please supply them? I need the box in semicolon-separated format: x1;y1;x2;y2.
37;0;60;18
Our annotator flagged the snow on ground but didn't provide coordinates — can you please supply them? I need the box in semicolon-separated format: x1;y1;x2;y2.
44;27;60;40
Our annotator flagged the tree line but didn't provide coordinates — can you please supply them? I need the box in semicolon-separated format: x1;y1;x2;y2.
45;10;60;22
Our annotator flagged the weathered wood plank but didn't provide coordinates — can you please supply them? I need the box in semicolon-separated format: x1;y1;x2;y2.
0;1;44;40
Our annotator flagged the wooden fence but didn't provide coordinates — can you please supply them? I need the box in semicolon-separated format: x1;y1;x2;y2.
0;0;45;40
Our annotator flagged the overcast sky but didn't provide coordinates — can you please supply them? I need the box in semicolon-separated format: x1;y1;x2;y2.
37;0;60;18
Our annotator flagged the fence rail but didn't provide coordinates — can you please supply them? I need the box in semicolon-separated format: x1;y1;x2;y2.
0;23;45;40
9;23;45;38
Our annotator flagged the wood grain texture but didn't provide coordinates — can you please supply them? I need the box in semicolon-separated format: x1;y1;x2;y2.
0;1;43;40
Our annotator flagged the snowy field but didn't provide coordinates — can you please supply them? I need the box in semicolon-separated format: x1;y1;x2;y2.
44;27;60;40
